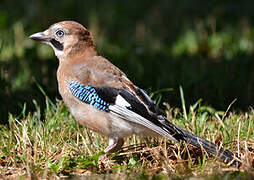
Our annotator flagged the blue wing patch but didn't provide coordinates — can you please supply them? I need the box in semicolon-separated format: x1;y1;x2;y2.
68;81;110;111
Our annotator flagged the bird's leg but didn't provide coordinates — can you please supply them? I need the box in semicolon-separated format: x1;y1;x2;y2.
99;138;124;166
104;137;124;153
98;138;124;169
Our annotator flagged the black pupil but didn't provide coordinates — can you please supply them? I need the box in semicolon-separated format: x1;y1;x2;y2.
56;30;64;37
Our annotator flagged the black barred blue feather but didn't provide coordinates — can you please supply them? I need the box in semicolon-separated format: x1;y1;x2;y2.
68;81;110;111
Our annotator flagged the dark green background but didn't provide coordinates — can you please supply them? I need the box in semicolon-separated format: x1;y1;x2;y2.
1;0;254;122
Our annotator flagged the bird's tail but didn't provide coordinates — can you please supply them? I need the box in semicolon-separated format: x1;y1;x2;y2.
162;119;240;167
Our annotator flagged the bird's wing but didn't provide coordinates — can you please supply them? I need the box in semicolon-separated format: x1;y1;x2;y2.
68;77;239;167
68;80;179;141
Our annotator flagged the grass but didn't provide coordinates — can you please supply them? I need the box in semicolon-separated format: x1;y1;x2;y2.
0;93;254;179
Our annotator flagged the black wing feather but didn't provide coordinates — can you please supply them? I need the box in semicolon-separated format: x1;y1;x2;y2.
119;88;164;127
93;86;119;103
134;85;160;114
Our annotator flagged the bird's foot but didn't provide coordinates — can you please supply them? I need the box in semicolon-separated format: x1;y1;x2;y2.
98;137;124;170
104;137;124;153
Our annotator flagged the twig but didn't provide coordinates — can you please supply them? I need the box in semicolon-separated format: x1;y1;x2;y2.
222;98;237;121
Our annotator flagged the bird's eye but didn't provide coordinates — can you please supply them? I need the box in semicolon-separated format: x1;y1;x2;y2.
55;30;65;38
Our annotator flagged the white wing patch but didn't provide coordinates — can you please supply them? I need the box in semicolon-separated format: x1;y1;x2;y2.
115;95;131;107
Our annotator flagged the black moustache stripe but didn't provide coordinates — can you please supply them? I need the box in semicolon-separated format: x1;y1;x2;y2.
50;39;64;51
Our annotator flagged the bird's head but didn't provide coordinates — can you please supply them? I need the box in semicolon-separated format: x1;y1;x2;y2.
29;21;96;60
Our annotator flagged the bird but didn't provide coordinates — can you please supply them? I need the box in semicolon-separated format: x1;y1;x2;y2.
29;21;239;167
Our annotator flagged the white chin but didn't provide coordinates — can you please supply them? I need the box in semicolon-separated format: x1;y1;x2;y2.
54;49;64;58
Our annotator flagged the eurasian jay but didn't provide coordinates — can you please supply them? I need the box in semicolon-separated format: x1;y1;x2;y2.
29;21;239;166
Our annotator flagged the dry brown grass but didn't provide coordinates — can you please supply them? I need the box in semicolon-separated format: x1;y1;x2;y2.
0;100;253;179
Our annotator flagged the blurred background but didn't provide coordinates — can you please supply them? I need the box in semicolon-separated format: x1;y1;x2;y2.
1;0;254;123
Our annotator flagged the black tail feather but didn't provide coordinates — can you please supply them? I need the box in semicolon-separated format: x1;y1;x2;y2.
162;120;240;167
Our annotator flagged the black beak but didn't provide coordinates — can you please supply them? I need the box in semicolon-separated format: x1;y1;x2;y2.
29;32;51;41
